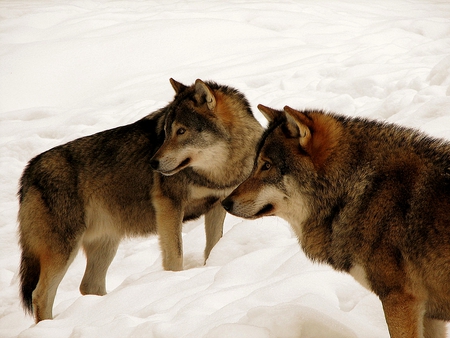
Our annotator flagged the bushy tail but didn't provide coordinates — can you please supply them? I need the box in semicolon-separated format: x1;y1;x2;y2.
19;251;40;314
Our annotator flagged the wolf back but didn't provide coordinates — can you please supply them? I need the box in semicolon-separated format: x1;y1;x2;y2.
18;79;263;323
223;105;450;338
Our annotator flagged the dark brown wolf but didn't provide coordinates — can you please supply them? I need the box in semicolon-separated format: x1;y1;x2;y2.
18;79;263;322
222;104;450;338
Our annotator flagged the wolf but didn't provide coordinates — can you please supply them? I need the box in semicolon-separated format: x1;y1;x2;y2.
222;104;450;338
18;78;263;323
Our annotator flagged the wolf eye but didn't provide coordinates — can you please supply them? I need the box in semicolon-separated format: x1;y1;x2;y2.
176;127;186;135
261;162;271;171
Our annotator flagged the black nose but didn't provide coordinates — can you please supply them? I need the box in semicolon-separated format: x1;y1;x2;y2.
150;159;159;170
221;197;234;212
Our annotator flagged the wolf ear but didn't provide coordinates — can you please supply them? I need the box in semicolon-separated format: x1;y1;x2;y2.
283;106;312;148
194;79;216;111
170;78;188;94
257;104;284;123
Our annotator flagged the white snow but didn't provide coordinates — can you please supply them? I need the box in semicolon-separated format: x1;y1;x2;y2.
1;1;450;337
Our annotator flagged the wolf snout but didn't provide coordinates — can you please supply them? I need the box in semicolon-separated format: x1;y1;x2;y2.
221;197;234;212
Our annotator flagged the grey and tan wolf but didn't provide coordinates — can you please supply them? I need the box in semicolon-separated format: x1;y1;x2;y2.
222;104;450;338
18;79;263;323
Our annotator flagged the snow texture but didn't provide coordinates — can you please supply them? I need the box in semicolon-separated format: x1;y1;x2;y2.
1;1;450;337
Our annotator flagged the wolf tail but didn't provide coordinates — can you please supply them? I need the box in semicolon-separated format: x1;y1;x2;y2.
19;251;40;314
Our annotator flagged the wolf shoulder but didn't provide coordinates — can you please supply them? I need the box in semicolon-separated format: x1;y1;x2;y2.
333;115;450;250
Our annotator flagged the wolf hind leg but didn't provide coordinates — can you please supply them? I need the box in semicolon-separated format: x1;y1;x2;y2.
424;317;447;338
80;236;120;296
381;291;425;338
204;204;225;263
32;245;80;322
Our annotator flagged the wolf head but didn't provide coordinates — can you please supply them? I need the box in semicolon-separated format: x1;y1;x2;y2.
222;105;342;224
150;79;259;178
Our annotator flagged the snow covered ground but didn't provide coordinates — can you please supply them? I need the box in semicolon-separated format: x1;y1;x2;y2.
1;0;450;337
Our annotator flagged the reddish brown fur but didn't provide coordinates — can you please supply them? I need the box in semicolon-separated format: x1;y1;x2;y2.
214;91;238;127
304;113;342;171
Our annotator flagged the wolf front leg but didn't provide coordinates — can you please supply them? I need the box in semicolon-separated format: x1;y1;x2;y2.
381;291;426;338
204;204;226;263
423;318;447;338
154;196;184;271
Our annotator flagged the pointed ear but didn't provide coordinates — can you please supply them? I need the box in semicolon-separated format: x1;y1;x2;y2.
257;104;284;123
194;79;216;111
170;78;188;94
284;106;312;148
